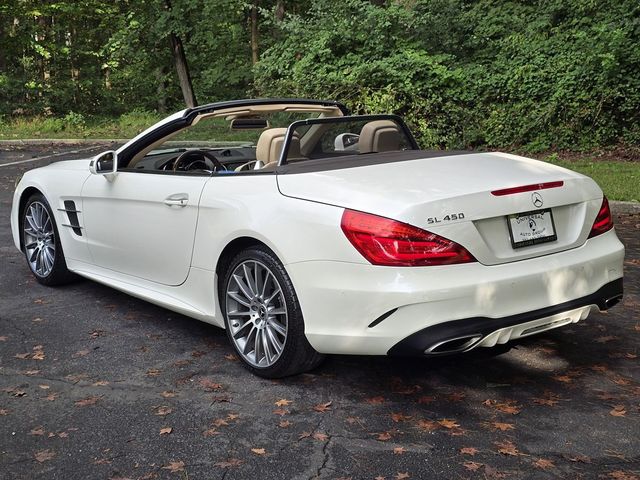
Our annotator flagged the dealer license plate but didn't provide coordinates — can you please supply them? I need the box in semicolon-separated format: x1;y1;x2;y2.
507;209;557;249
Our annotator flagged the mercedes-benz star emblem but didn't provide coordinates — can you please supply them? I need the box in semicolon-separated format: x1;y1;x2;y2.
531;192;544;208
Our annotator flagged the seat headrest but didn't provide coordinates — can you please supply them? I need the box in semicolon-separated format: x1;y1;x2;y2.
256;128;287;164
256;128;302;165
359;120;401;154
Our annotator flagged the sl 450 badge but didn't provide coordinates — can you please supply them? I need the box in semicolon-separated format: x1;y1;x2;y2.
427;213;465;224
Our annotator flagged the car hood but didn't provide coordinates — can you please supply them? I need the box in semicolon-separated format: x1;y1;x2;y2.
40;158;92;171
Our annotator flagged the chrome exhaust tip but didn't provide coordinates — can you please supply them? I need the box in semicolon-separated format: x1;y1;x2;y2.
603;294;623;310
424;334;482;355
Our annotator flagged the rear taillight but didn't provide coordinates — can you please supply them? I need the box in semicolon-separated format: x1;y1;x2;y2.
340;209;476;266
588;196;614;238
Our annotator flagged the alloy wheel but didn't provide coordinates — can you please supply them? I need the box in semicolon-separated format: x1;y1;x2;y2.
225;260;288;367
24;201;56;278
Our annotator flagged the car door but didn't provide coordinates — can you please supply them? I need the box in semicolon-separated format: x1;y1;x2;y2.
81;171;210;286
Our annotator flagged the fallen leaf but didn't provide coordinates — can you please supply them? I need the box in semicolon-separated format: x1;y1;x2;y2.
393;447;406;455
313;432;329;441
73;349;90;358
490;422;515;432
313;401;332;413
154;406;173;416
202;428;220;437
24;370;40;376
376;431;392;441
160;427;172;435
272;408;289;416
460;447;478;455
44;392;59;401
212;418;229;427
533;458;555;470
227;413;239;420
146;368;161;377
89;329;105;338
448;392;466;402
34;449;55;463
275;399;292;407
390;413;412;423
496;441;520;456
463;461;483;471
298;431;312;440
395;473;410;480
251;448;266;455
0;409;10;416
162;461;185;472
279;420;292;428
610;405;626;417
533;397;559;406
75;396;100;407
416;419;439;432
38;385;50;390
30;427;45;436
365;396;385;405
553;375;573;383
0;336;7;341
607;470;639;480
161;390;177;398
214;458;243;468
199;378;223;391
15;353;31;359
224;354;238;361
567;454;591;463
438;418;459;429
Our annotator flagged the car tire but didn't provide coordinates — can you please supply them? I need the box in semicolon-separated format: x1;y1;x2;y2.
21;193;76;286
220;245;324;378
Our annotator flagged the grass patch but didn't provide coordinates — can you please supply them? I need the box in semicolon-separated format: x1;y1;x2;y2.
0;110;162;140
543;157;639;202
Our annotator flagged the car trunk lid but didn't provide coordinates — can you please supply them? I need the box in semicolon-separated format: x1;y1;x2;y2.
276;151;603;265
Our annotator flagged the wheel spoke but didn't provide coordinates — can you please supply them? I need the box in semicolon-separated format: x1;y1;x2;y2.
265;326;283;354
24;241;37;250
228;291;251;307
268;307;286;316
254;262;263;298
29;246;39;263
267;318;286;337
262;329;274;364
253;327;262;363
242;263;257;296
266;286;281;305
25;214;39;232
233;274;254;301
227;309;252;317
243;326;257;355
233;319;253;338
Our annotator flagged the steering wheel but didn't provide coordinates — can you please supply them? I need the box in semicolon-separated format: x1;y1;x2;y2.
173;150;226;172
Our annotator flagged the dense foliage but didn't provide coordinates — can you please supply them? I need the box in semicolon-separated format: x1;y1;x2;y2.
1;0;639;151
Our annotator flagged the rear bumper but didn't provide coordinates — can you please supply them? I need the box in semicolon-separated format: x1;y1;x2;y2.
285;229;624;355
388;278;622;355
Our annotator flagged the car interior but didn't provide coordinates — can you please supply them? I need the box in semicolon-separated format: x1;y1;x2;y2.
122;105;414;175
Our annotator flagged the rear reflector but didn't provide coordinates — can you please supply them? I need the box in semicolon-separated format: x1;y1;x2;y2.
491;181;564;196
588;196;614;238
340;209;476;267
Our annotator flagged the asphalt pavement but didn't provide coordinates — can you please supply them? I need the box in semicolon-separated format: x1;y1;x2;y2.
0;144;638;480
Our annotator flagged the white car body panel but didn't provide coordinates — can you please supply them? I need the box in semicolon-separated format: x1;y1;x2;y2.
10;111;625;359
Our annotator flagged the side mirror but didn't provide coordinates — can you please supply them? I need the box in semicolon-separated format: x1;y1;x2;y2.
90;151;118;179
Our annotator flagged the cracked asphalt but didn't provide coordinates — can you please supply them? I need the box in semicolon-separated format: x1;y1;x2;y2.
0;144;639;480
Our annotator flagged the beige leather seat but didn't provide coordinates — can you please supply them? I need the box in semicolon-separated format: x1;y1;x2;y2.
255;128;304;170
358;120;401;154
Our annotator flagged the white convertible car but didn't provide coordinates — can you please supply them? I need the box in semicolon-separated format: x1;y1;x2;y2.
11;98;624;377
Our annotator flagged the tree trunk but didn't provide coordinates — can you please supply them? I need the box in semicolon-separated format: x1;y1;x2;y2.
164;0;197;108
169;32;197;107
275;0;285;22
250;1;259;65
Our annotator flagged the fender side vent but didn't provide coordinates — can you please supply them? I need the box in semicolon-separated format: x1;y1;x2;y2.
62;200;82;236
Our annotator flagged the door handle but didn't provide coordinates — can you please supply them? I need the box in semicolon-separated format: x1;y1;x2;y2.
164;193;189;207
